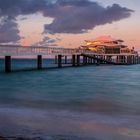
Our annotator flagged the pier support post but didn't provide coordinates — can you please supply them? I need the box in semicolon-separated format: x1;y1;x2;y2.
135;56;138;64
65;56;67;64
132;56;134;64
134;56;136;64
96;61;100;66
101;56;105;64
103;56;106;64
122;56;126;64
58;55;62;68
96;56;100;66
76;55;80;66
37;55;42;70
88;57;92;64
136;56;139;64
128;56;131;64
93;55;96;64
133;56;135;64
119;56;123;64
129;56;132;64
72;55;76;66
5;56;11;73
126;56;129;65
130;56;132;64
135;56;137;64
83;56;87;65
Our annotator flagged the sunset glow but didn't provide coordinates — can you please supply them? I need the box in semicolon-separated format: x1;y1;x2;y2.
0;0;139;52
0;1;140;140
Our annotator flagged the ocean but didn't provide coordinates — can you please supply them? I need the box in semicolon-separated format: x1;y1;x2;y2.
0;59;140;140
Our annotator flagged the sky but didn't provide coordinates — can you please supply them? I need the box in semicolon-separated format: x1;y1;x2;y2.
0;0;140;51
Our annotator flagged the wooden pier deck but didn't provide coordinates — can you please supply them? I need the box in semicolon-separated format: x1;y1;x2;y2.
0;45;140;73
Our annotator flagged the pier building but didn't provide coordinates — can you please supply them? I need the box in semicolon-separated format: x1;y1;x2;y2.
0;36;139;73
81;36;137;55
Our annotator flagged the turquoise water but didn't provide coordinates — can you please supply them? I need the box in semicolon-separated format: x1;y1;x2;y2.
0;60;140;140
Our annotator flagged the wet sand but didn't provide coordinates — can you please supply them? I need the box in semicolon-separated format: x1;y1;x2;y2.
0;135;97;140
0;136;41;140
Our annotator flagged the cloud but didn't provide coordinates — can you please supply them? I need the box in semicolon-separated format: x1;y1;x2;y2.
33;36;61;47
0;0;46;18
0;17;20;43
0;0;46;43
0;0;134;44
44;0;134;34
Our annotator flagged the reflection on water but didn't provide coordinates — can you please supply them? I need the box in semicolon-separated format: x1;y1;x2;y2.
0;60;140;139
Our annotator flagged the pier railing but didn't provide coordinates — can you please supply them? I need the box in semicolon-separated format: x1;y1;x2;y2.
0;45;139;56
0;45;140;73
0;45;84;56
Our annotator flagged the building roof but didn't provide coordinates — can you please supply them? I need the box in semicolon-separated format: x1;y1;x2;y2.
85;36;124;43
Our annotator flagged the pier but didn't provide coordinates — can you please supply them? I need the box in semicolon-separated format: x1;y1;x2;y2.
0;45;140;73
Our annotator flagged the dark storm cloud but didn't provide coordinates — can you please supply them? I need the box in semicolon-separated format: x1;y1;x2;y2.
0;0;46;18
0;0;134;43
0;17;20;43
0;0;46;43
44;0;134;34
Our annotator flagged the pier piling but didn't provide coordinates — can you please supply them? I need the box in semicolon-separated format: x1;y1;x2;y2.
58;55;62;68
72;55;76;66
5;56;11;73
37;55;42;70
65;56;67;64
83;56;87;65
2;51;140;73
76;55;80;66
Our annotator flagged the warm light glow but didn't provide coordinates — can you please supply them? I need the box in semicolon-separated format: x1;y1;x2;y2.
80;36;137;54
88;47;97;51
85;36;125;47
86;41;102;45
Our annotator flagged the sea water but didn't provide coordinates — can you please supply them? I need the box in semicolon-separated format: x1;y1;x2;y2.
0;59;140;140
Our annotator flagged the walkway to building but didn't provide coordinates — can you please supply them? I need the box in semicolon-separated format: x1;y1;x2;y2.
0;45;139;73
